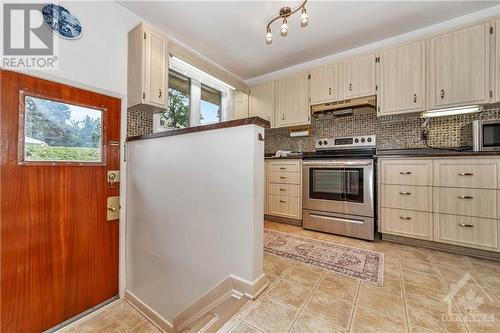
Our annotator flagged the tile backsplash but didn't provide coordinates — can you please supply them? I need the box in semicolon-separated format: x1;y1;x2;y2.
127;108;153;137
265;107;500;154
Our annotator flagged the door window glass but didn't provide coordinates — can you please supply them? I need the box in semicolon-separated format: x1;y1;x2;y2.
23;94;103;163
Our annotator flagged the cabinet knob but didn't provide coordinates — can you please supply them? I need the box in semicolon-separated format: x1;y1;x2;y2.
349;83;352;91
440;89;445;99
159;89;162;98
413;94;417;103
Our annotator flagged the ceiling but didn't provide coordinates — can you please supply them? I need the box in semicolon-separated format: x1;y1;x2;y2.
119;1;499;81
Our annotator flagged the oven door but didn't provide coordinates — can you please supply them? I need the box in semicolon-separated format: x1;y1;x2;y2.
303;159;374;217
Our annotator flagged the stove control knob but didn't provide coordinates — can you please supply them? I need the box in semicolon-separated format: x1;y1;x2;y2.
361;138;366;143
367;137;372;143
323;140;328;145
318;140;323;145
354;138;359;143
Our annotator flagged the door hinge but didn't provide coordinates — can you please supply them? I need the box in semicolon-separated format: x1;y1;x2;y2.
490;26;494;34
144;32;146;39
308;74;311;80
375;56;380;63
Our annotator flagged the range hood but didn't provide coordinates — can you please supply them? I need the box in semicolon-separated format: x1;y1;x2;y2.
311;95;376;116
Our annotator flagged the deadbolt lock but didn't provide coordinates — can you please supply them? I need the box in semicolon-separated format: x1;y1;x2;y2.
107;170;120;185
107;196;120;221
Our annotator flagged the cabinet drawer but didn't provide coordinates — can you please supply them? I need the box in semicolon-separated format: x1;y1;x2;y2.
267;161;301;173
381;185;431;211
267;183;300;197
433;188;497;219
433;159;498;189
267;171;300;184
380;159;432;185
267;194;301;219
434;213;498;251
381;208;432;240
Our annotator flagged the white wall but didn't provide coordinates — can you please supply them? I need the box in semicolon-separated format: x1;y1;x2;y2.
1;1;142;297
125;124;265;323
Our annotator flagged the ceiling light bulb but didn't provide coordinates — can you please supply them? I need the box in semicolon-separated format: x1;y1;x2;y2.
300;8;309;27
265;29;273;44
280;19;288;37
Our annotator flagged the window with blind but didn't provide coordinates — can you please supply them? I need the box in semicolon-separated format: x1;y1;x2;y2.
154;56;233;132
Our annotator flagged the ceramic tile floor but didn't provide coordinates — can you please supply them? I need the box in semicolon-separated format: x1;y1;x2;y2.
58;220;500;333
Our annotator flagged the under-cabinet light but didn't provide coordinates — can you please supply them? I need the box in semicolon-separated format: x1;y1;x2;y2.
420;105;481;118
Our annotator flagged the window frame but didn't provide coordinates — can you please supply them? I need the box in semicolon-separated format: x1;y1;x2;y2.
158;69;192;130
18;90;107;166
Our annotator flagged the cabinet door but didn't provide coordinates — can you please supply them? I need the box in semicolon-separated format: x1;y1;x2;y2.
276;73;310;128
146;30;167;107
310;64;339;104
378;41;426;116
249;81;275;127
496;19;500;103
232;90;249;120
429;22;490;108
343;54;376;99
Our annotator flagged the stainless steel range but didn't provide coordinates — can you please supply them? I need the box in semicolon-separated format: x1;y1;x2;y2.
302;135;376;241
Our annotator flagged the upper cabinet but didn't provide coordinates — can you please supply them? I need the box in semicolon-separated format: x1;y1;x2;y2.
249;81;275;127
232;90;249;120
343;54;376;99
378;41;426;116
496;19;500;103
128;23;168;112
310;64;340;104
275;73;310;128
429;22;491;109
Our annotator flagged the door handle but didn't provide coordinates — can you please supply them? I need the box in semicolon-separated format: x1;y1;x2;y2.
399;192;411;195
413;94;417;103
399;171;412;175
399;216;412;220
440;89;445;99
159;89;162;98
280;176;287;179
458;173;474;176
108;206;117;212
310;213;364;225
349;83;352;91
457;195;473;199
458;224;474;228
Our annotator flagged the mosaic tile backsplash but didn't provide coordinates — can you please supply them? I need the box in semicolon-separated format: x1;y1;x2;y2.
264;107;500;154
127;108;153;137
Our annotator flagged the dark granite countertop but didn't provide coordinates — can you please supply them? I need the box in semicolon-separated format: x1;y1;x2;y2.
127;117;270;142
375;148;500;158
266;148;500;159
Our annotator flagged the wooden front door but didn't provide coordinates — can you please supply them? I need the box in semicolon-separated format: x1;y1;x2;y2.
0;70;121;333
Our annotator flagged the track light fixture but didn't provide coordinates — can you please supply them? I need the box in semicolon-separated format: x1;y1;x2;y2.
265;0;309;45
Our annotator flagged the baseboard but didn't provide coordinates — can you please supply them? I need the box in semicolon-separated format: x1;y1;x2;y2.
173;274;268;332
265;214;302;226
125;290;174;333
382;234;500;261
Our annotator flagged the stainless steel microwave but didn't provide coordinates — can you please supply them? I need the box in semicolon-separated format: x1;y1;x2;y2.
473;120;500;151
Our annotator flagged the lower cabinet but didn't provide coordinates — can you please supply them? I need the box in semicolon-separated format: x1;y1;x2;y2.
265;159;302;221
379;157;500;253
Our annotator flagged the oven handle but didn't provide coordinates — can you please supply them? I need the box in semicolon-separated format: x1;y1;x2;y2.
303;160;373;167
309;213;365;225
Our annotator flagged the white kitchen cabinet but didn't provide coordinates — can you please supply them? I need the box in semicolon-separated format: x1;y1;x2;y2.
429;22;491;109
275;73;310;128
128;22;168;112
232;90;249;120
310;64;341;104
265;160;302;221
249;81;275;127
378;41;426;116
342;54;376;99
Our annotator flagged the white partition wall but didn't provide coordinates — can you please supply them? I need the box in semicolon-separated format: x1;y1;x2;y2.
125;124;265;325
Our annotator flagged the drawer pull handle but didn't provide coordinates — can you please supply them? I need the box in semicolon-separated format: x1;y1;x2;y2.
458;173;474;176
280;167;287;170
280;176;287;179
458;223;474;228
280;200;287;203
399;216;412;220
400;171;412;175
279;188;287;191
399;192;411;195
457;195;474;199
